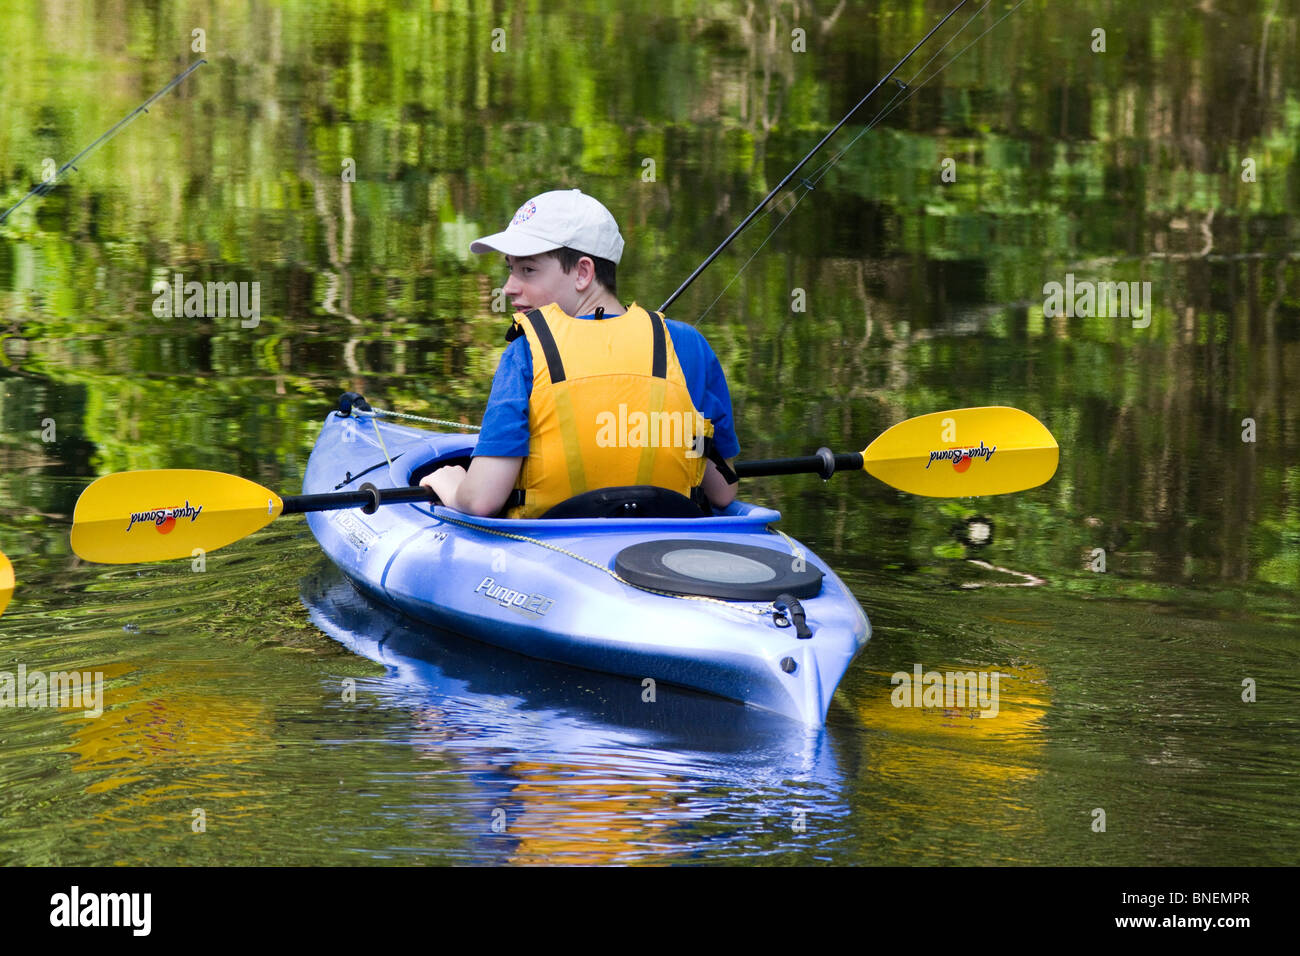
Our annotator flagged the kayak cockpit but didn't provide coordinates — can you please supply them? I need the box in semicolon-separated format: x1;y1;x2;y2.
395;428;773;524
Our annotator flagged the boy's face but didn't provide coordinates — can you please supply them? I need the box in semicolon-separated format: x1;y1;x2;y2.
503;253;578;314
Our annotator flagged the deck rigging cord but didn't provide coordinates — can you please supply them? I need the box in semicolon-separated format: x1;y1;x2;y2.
354;406;481;431
663;0;1029;326
345;404;482;471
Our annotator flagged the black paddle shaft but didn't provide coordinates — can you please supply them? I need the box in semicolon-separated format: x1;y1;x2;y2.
735;450;864;480
279;449;862;519
282;484;434;515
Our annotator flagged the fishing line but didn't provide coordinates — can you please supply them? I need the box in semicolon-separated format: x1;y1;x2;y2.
0;59;207;225
805;0;1028;189
660;0;974;314
687;0;994;325
688;0;1028;326
689;191;813;327
687;0;990;325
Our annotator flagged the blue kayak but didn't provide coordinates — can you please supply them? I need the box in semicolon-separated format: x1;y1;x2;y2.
302;408;871;727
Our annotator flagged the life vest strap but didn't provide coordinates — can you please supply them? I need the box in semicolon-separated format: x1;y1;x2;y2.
508;309;669;383
649;310;667;378
525;308;567;383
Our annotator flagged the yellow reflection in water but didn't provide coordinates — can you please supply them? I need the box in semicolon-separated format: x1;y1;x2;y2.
853;663;1051;836
504;760;682;866
65;663;271;816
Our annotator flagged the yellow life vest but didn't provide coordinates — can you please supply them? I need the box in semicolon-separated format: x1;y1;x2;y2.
506;302;714;519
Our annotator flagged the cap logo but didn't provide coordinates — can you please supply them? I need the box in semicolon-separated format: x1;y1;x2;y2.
510;200;538;227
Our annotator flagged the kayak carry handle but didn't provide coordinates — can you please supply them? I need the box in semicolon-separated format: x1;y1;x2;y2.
339;392;372;416
773;593;812;639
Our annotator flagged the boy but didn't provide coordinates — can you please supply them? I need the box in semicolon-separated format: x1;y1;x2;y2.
422;189;738;517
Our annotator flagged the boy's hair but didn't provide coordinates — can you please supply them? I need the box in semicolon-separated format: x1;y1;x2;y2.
544;247;617;296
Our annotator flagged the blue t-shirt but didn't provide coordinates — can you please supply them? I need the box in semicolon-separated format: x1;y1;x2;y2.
474;310;740;460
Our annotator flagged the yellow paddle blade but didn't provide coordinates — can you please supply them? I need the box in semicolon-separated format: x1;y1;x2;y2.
862;406;1058;497
0;551;13;617
71;470;285;564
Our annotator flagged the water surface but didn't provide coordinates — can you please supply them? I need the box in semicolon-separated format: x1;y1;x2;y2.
1;0;1297;865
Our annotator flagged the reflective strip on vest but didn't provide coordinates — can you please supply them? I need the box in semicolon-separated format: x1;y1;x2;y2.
553;384;587;496
634;377;667;486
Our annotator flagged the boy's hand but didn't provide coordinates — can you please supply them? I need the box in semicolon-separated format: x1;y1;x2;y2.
420;465;467;509
419;457;522;516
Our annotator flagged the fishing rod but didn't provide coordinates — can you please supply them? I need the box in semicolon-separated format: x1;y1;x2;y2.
0;58;207;225
801;0;1024;192
677;0;1025;326
676;0;1024;325
658;1;970;313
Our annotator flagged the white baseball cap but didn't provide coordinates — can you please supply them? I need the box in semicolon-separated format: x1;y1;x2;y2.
470;189;624;263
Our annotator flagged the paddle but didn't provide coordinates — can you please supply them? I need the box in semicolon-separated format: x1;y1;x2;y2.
0;551;13;617
739;405;1058;497
69;406;1057;565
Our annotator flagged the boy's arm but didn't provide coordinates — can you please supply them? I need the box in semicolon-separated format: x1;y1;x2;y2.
422;337;529;516
421;456;523;516
702;457;738;508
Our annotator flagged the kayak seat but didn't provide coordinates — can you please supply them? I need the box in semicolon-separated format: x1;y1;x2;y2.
541;486;708;520
407;458;707;519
